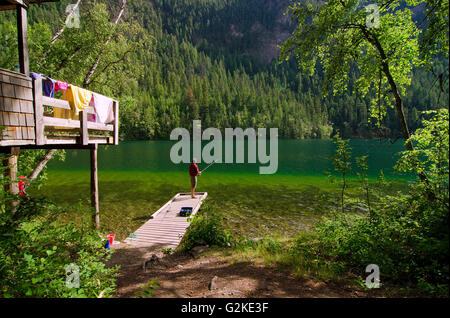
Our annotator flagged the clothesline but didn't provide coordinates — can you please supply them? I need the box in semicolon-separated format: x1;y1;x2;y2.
29;72;115;125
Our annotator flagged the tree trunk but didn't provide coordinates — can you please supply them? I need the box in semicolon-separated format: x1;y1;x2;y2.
382;62;435;200
90;144;99;229
3;147;20;213
23;149;57;192
381;63;412;148
360;26;435;200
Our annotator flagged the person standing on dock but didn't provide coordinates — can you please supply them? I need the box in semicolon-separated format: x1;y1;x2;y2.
189;158;201;198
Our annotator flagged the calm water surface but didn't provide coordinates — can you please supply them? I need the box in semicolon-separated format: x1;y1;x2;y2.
48;139;412;179
42;139;413;238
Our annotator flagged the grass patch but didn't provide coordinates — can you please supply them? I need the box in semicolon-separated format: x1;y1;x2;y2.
225;233;344;283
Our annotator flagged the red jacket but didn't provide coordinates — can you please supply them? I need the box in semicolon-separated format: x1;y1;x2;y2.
189;163;199;176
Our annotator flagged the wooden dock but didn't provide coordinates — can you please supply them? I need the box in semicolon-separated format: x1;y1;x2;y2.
123;192;208;248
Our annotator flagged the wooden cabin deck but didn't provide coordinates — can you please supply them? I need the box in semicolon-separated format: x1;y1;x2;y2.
1;1;119;230
1;68;119;229
0;68;119;148
123;192;208;248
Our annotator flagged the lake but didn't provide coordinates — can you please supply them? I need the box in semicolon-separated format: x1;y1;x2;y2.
37;139;414;240
48;139;411;177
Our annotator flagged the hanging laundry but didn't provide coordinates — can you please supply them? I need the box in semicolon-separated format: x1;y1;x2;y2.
55;84;93;121
91;92;115;124
87;97;96;122
29;72;55;97
55;80;69;92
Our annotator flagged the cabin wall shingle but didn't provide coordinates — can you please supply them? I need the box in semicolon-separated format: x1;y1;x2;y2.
0;68;35;142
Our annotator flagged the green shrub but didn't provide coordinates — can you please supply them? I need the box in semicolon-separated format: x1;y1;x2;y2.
235;237;282;253
310;192;448;293
297;110;449;295
179;202;234;250
0;195;119;298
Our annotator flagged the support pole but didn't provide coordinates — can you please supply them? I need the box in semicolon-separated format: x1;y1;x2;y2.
80;110;88;145
3;147;20;212
3;147;20;194
16;5;29;76
90;144;100;229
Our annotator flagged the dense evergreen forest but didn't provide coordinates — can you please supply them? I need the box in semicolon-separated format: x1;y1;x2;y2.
0;0;448;140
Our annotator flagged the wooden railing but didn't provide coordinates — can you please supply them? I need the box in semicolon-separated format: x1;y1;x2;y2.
33;77;119;146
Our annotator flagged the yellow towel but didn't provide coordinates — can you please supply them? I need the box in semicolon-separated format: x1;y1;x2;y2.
54;85;93;121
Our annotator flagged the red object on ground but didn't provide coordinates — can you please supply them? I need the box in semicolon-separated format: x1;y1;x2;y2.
106;234;115;245
18;176;27;196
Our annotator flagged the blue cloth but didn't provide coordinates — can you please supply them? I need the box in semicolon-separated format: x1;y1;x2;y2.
29;72;55;97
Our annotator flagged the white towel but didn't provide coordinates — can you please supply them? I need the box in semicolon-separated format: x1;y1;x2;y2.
91;93;114;124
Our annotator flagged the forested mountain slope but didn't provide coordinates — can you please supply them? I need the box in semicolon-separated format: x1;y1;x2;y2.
0;0;447;140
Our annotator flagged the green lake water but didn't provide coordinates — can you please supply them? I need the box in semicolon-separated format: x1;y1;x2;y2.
36;139;414;240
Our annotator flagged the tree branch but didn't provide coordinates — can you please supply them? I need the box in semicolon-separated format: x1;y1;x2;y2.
50;0;83;44
86;48;133;88
82;0;127;88
23;149;57;191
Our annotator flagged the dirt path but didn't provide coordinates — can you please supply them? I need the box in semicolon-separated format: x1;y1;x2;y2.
108;244;380;298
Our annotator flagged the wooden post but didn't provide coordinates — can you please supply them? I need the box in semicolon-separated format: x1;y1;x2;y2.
90;144;100;229
32;78;45;145
113;101;119;145
80;110;88;145
3;147;20;212
16;5;29;76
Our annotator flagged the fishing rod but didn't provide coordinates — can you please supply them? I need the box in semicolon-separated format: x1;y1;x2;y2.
200;160;216;173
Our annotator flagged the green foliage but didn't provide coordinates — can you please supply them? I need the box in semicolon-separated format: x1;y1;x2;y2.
419;0;449;63
296;111;449;295
0;168;119;298
179;202;234;250
162;248;174;255
0;212;119;297
280;0;448;132
311;191;448;294
356;155;371;213
235;237;283;253
395;109;449;207
0;19;17;71
134;279;160;298
331;133;352;212
17;149;66;190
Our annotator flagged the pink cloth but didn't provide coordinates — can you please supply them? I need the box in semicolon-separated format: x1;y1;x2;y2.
90;93;115;124
55;81;69;92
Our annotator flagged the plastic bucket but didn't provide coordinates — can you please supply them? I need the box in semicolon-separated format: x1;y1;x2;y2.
106;234;115;245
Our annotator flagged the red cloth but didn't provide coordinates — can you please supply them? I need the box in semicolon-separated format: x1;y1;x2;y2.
189;163;199;176
18;176;27;196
